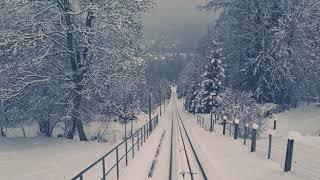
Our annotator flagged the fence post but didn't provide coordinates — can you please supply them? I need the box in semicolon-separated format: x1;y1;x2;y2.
223;116;227;135
156;115;158;127
234;119;240;139
102;157;106;180
116;146;119;180
125;136;128;166
147;123;149;139
160;102;162;117
251;123;259;152
202;118;204;128
229;121;232;136
125;122;128;166
149;92;152;133
284;139;294;172
244;123;249;145
164;98;166;112
273;120;277;130
144;125;146;142
214;113;217;124
268;134;272;159
141;128;143;146
137;131;140;151
132;133;135;158
210;110;213;132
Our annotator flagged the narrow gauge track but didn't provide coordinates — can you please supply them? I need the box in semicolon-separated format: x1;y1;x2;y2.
168;100;208;180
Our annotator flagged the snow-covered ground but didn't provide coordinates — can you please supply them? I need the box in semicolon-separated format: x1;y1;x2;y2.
120;87;319;180
0;111;153;180
118;87;319;180
266;103;320;136
0;137;111;180
1;88;319;180
189;101;320;180
259;104;320;180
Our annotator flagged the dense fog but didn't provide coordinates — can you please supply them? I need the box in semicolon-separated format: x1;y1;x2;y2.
143;0;218;52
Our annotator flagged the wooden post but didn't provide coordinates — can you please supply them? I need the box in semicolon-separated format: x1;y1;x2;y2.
284;139;294;172
210;110;213;132
146;123;149;139
132;133;135;158
273;120;277;130
141;128;143;146
144;125;146;142
137;131;140;151
229;121;232;136
234;119;240;139
214;113;217;124
164;98;166;112
251;123;259;152
149;92;152;133
156;115;159;126
210;95;214;132
244;123;249;145
202;118;204;128
116;147;119;179
268;134;272;159
223;116;227;135
102;158;106;180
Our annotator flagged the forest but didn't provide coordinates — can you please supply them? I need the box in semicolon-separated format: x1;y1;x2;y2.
177;0;320;132
0;0;177;140
0;0;319;141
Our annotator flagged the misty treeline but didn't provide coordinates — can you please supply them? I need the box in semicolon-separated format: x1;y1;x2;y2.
0;0;173;140
177;0;320;132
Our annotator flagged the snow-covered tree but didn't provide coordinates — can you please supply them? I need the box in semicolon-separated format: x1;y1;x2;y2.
198;0;319;106
197;40;225;113
0;0;154;140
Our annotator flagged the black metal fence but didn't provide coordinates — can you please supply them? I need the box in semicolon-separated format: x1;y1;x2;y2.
196;115;205;128
194;114;303;175
71;115;159;180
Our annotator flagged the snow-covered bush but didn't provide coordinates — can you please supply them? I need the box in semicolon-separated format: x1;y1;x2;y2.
219;88;265;136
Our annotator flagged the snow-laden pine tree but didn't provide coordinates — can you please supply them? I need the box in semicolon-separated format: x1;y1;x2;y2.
198;40;225;113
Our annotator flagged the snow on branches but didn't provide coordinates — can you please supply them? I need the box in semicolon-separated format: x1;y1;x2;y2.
0;0;154;140
197;40;225;113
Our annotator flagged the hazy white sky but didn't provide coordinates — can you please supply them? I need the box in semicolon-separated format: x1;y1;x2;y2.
143;0;218;51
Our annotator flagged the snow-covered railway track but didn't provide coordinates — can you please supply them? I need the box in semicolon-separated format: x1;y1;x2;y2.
168;98;208;180
176;109;208;180
168;111;174;180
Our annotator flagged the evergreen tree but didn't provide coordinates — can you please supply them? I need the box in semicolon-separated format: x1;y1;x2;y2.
198;40;225;113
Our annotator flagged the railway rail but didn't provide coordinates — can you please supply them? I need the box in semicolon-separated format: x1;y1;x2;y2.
168;101;208;180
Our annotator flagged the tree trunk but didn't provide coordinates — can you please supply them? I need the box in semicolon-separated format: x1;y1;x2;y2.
62;1;88;141
19;120;26;138
0;124;6;137
66;89;87;141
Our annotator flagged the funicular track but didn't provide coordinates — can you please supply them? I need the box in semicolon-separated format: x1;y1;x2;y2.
168;99;208;180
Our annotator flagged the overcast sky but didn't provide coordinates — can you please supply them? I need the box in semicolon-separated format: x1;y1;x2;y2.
143;0;218;51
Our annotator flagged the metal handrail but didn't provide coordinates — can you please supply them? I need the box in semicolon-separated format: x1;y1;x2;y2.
71;115;159;180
